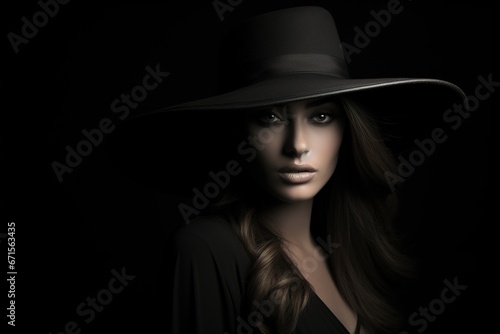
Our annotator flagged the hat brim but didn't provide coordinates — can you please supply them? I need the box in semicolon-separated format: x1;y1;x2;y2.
110;75;467;196
138;74;466;115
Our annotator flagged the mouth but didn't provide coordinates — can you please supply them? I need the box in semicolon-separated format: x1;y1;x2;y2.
278;165;318;184
278;165;318;173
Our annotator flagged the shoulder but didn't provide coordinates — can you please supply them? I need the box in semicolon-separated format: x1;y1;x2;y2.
175;214;234;237
173;215;237;247
172;215;249;264
167;216;251;331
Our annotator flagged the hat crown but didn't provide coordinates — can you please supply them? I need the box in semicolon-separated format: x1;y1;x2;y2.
217;6;349;93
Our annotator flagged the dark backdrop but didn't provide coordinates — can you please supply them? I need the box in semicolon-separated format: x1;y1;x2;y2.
3;0;496;333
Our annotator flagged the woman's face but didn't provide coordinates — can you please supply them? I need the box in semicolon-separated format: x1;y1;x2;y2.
244;97;345;203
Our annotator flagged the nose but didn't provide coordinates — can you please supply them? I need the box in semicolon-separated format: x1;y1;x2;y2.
283;118;309;158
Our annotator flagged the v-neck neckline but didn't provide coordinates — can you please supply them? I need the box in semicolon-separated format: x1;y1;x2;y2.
310;290;361;334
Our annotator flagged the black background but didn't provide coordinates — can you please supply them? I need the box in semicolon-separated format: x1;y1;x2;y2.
3;0;496;333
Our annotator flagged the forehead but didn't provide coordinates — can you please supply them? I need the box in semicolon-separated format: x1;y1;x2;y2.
240;96;343;120
285;96;340;110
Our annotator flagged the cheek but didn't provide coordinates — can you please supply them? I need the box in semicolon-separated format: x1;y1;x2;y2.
313;126;343;169
247;124;284;165
255;123;284;147
251;140;282;176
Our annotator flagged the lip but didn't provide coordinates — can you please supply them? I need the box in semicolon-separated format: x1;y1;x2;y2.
278;165;318;184
278;164;318;173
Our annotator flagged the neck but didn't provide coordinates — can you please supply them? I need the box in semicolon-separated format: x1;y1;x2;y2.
256;198;315;250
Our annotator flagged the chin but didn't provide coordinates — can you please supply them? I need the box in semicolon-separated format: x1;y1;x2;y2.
250;175;325;203
272;184;322;203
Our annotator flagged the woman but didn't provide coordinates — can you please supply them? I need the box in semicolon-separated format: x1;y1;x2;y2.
147;6;467;334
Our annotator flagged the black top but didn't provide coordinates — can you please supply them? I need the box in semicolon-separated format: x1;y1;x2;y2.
165;216;361;334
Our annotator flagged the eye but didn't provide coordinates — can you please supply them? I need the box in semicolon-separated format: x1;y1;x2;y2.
310;111;335;124
261;112;280;123
256;108;285;125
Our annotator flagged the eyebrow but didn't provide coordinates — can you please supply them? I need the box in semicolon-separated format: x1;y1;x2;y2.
304;97;338;108
245;97;339;116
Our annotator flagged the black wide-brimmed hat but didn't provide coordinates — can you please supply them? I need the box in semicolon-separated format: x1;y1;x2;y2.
140;5;466;116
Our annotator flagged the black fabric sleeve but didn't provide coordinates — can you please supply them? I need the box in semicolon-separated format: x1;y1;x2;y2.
163;218;251;334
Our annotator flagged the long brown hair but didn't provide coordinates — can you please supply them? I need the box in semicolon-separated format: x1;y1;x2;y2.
205;96;414;334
